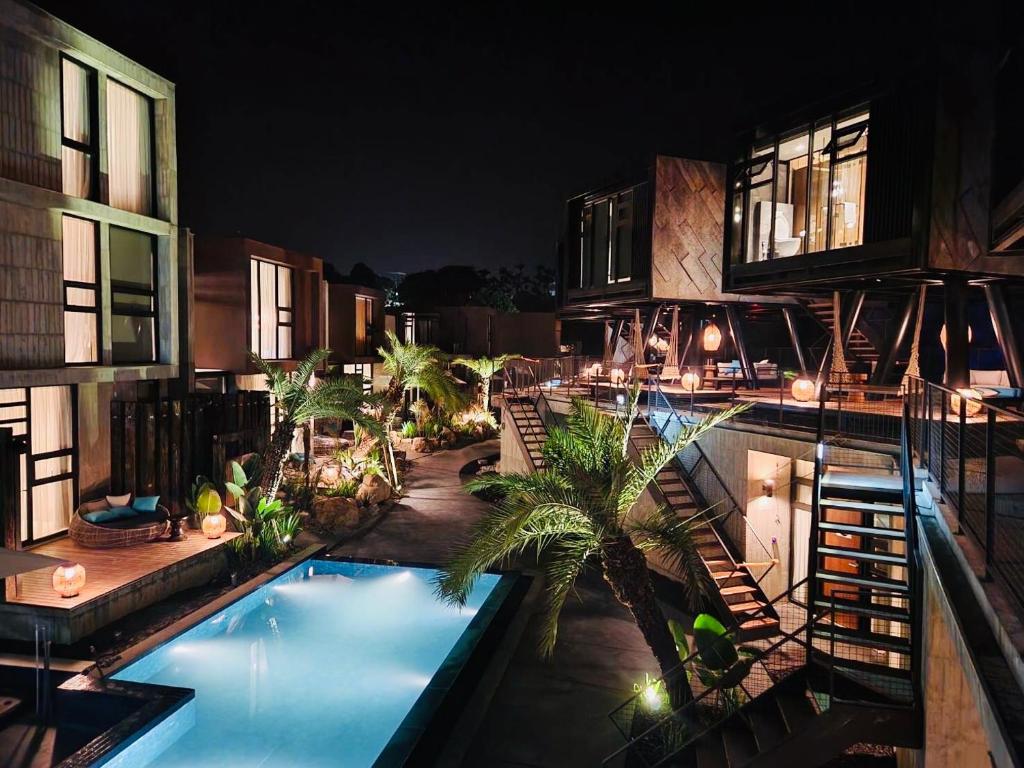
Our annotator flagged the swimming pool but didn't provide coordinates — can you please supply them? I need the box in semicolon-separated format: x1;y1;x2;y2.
101;558;509;767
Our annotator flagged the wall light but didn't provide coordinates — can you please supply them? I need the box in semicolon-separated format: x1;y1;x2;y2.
762;478;776;498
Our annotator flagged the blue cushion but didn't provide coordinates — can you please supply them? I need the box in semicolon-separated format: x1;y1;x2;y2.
84;505;138;524
132;495;160;513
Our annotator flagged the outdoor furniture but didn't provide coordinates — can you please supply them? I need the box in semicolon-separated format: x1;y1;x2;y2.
69;501;171;548
660;365;681;384
970;369;1023;402
754;360;779;381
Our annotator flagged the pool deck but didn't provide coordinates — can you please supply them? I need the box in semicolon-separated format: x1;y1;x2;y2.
331;439;689;768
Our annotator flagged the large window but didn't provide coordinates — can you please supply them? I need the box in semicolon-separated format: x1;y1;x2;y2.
0;387;76;545
110;227;158;363
355;295;375;355
107;79;154;215
61;57;97;199
731;108;868;264
62;216;100;364
577;188;634;288
250;259;293;359
342;363;373;393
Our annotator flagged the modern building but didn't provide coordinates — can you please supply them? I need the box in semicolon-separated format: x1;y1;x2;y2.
436;305;558;358
325;279;386;391
0;0;186;546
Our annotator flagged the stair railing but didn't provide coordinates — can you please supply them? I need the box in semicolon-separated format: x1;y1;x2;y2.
502;364;550;470
603;597;827;768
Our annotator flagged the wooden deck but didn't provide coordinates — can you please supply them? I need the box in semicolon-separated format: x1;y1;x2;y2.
0;531;239;644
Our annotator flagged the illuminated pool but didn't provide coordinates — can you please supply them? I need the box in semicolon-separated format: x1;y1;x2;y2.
105;559;506;767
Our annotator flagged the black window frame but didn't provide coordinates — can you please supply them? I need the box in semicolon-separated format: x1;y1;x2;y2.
109;226;159;365
61;215;101;366
106;76;158;218
59;55;99;201
342;363;373;393
251;258;294;361
354;295;376;356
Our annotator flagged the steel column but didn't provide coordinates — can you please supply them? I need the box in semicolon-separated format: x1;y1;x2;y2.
984;283;1024;388
841;290;866;349
782;306;808;373
872;292;918;385
944;278;970;388
725;305;756;390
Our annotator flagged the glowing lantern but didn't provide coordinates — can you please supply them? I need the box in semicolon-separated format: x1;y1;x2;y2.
703;322;722;353
938;324;972;351
52;562;86;598
949;388;983;417
202;512;227;539
791;377;815;402
680;372;701;392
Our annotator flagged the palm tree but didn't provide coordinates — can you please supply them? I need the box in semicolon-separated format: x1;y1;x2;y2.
252;348;381;500
377;330;466;485
437;390;748;675
453;353;520;412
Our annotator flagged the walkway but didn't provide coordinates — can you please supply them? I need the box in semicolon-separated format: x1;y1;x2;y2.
331;439;686;768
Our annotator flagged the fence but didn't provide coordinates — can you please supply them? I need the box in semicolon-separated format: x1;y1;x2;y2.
110;391;271;513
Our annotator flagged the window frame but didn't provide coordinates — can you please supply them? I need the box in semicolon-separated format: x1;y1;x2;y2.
105;76;158;217
250;258;294;361
342;363;373;393
59;55;99;201
354;295;376;356
109;226;159;364
61;215;101;366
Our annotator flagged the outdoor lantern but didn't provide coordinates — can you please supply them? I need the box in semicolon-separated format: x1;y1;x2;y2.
791;377;815;402
703;322;722;353
938;324;973;351
949;388;983;417
762;478;776;498
680;372;701;392
202;512;227;539
52;561;86;598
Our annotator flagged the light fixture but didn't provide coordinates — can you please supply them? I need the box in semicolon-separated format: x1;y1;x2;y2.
938;324;973;351
949;388;983;417
762;478;776;498
202;512;227;539
52;562;86;598
680;372;701;392
615;393;626;406
648;335;659;348
791;377;815;402
703;321;722;353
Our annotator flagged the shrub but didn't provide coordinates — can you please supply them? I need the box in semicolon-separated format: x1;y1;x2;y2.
323;478;359;498
400;421;418;439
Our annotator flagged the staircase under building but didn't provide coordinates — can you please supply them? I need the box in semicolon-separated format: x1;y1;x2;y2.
803;297;879;367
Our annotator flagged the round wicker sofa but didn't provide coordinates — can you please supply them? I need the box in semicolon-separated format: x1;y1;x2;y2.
69;503;171;548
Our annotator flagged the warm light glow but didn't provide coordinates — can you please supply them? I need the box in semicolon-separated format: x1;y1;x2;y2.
938;324;973;351
762;478;776;498
642;684;664;711
680;372;701;392
52;562;86;598
703;322;722;352
949;388;983;417
791;377;815;402
202;512;227;539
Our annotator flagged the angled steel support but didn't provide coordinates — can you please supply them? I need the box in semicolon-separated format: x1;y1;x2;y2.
782;306;808;373
984;283;1024;388
725;304;756;390
841;290;866;349
872;292;918;385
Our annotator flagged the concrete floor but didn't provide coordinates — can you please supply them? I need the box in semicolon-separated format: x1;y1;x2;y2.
331;439;680;768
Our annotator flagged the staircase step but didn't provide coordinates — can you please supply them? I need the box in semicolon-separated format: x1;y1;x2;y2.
812;623;911;653
820;498;905;516
817;546;907;566
721;722;758;767
819;521;906;539
693;733;728;768
738;616;780;634
728;599;769;614
774;679;818;734
747;695;790;752
719;584;759;597
821;472;903;501
814;570;909;592
814;598;911;622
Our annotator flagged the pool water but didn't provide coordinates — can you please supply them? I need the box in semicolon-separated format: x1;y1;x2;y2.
109;560;501;767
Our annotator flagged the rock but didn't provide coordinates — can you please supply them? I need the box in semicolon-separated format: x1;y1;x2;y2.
356;473;391;506
312;496;360;530
441;427;455;442
439;439;452;450
411;437;427;453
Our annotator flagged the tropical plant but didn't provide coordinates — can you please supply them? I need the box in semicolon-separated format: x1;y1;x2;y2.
453;353;520;412
185;475;216;524
223;460;302;563
251;348;382;501
437;388;749;675
322;478;359;498
669;614;755;713
400;421;418;439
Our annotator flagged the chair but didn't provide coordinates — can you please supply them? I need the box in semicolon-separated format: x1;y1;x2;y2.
69;500;171;548
660;365;681;385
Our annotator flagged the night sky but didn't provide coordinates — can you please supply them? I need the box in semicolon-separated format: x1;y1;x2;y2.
33;2;1002;275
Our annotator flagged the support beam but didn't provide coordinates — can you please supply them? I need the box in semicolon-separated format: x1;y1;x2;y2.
872;292;917;386
944;278;970;388
984;284;1024;388
678;311;695;368
841;290;866;349
725;305;756;390
782;306;808;373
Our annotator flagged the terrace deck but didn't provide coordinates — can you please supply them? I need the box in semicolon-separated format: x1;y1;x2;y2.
0;531;238;644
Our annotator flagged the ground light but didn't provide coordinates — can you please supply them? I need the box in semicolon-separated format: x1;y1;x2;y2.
791;377;815;402
949;388;983;417
52;562;86;598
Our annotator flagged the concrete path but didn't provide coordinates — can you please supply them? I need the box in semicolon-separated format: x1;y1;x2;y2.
332;439;677;768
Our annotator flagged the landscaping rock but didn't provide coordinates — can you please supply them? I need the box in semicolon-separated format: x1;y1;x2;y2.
356;473;391;506
411;437;427;452
312;496;360;530
441;427;455;443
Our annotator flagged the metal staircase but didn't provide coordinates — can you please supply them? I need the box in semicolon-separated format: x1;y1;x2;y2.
802;296;879;367
502;364;555;471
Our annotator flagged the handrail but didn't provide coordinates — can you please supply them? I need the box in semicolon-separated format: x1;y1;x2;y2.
502;365;550;470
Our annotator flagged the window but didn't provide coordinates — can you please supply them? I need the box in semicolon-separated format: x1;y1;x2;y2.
731;108;868;264
110;227;157;363
577;188;635;288
61;57;97;199
106;79;154;215
62;216;100;364
0;386;76;545
342;363;372;393
250;259;293;359
355;295;375;355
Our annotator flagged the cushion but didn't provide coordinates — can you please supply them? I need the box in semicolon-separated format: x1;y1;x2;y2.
132;495;160;513
82;498;109;513
971;369;1010;387
84;505;138;524
106;493;131;507
96;508;168;530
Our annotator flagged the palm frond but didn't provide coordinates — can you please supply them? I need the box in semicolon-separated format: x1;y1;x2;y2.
537;537;596;658
628;507;711;610
293;348;331;390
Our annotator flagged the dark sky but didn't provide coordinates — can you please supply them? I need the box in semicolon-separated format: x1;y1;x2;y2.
33;2;996;275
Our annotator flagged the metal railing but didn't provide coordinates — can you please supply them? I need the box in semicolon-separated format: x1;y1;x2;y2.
906;375;1024;605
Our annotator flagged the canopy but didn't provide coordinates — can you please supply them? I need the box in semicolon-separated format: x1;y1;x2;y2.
663;306;680;369
0;547;64;579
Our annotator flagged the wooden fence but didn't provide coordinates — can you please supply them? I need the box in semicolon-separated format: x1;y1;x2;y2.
110;391;271;513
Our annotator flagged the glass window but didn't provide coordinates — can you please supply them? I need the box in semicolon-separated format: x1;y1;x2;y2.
250;259;293;359
731;108;869;263
342;363;373;393
110;227;157;363
355;295;375;355
62;216;100;364
107;79;154;215
577;188;636;289
61;57;97;199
